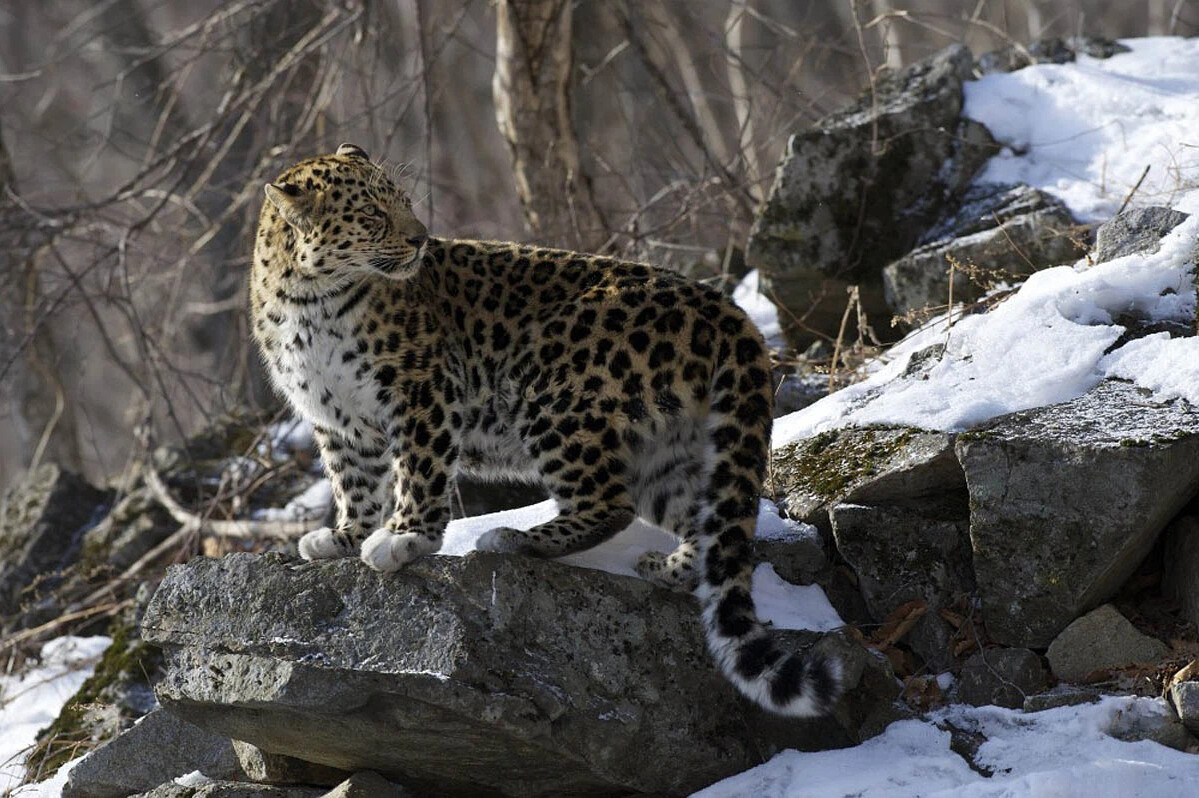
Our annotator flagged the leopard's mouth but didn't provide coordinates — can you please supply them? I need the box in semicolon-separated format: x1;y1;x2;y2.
370;248;423;277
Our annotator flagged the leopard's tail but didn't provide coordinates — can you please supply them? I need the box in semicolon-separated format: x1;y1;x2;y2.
697;357;843;717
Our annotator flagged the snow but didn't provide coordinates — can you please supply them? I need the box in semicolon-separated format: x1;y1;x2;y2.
965;37;1199;221
694;696;1199;798
774;37;1199;447
262;416;315;460
253;477;332;522
0;636;111;795
733;268;783;346
442;497;842;633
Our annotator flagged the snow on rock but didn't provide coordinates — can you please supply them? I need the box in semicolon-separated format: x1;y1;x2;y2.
0;636;111;793
440;497;843;633
775;152;1197;447
693;696;1199;798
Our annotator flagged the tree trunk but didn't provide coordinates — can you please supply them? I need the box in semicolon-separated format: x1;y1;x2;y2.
0;126;83;489
492;0;607;251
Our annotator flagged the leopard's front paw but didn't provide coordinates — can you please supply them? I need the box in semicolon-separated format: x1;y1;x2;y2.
298;527;354;561
360;528;441;572
474;527;527;555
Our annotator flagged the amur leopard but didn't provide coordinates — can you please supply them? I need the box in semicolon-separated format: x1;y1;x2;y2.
250;143;842;716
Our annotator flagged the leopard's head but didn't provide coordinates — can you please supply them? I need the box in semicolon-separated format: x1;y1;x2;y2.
262;143;428;282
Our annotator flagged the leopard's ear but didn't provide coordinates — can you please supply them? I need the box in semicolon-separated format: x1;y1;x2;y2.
264;182;317;235
336;143;370;160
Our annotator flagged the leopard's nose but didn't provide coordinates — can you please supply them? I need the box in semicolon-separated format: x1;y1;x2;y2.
406;234;427;249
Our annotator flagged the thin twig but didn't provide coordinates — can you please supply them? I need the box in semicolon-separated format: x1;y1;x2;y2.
1116;164;1152;217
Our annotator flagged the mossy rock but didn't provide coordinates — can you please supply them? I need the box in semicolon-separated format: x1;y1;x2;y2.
27;616;164;778
770;425;963;528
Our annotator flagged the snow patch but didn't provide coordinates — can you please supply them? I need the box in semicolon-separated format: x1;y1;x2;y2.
693;696;1199;798
1;636;112;793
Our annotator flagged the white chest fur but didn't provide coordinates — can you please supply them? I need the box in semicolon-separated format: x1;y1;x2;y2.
268;307;385;438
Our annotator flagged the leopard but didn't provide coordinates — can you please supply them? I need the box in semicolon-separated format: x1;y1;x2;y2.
250;143;842;716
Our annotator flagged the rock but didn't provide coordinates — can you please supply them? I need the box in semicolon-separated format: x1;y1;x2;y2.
955;648;1046;709
956;380;1199;647
320;771;415;798
63;708;243;798
1046;605;1169;683
133;783;322;798
747;44;997;345
0;463;110;622
1023;685;1103;713
830;494;973;669
233;742;349;788
772;368;828;417
883;184;1082;316
1092;206;1190;264
977;36;1131;74
142;553;893;798
770;427;964;530
1163;515;1199;630
1170;681;1199;736
754;512;827;585
1107;699;1198;753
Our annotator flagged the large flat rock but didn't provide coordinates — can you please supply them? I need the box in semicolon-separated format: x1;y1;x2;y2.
956;380;1199;647
142;553;888;797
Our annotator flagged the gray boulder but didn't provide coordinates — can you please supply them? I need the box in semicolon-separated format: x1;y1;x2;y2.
956;380;1199;647
977;36;1131;74
63;708;243;798
1163;515;1199;630
747;44;997;345
830;494;973;670
1170;681;1199;736
883;184;1082;316
956;648;1046;709
1092;206;1190;264
232;742;349;788
1046;604;1168;683
142;553;894;798
771;427;964;531
0;463;109;622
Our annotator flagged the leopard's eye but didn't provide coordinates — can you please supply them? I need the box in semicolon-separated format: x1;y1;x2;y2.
362;204;381;217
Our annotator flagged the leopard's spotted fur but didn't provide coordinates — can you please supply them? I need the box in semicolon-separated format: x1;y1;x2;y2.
250;144;842;716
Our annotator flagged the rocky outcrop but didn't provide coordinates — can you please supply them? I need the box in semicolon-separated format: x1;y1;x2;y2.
142;553;896;798
882;184;1082;316
747;44;997;345
957;381;1199;647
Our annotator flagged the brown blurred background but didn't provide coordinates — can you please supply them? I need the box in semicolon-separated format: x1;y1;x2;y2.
2;0;1196;492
